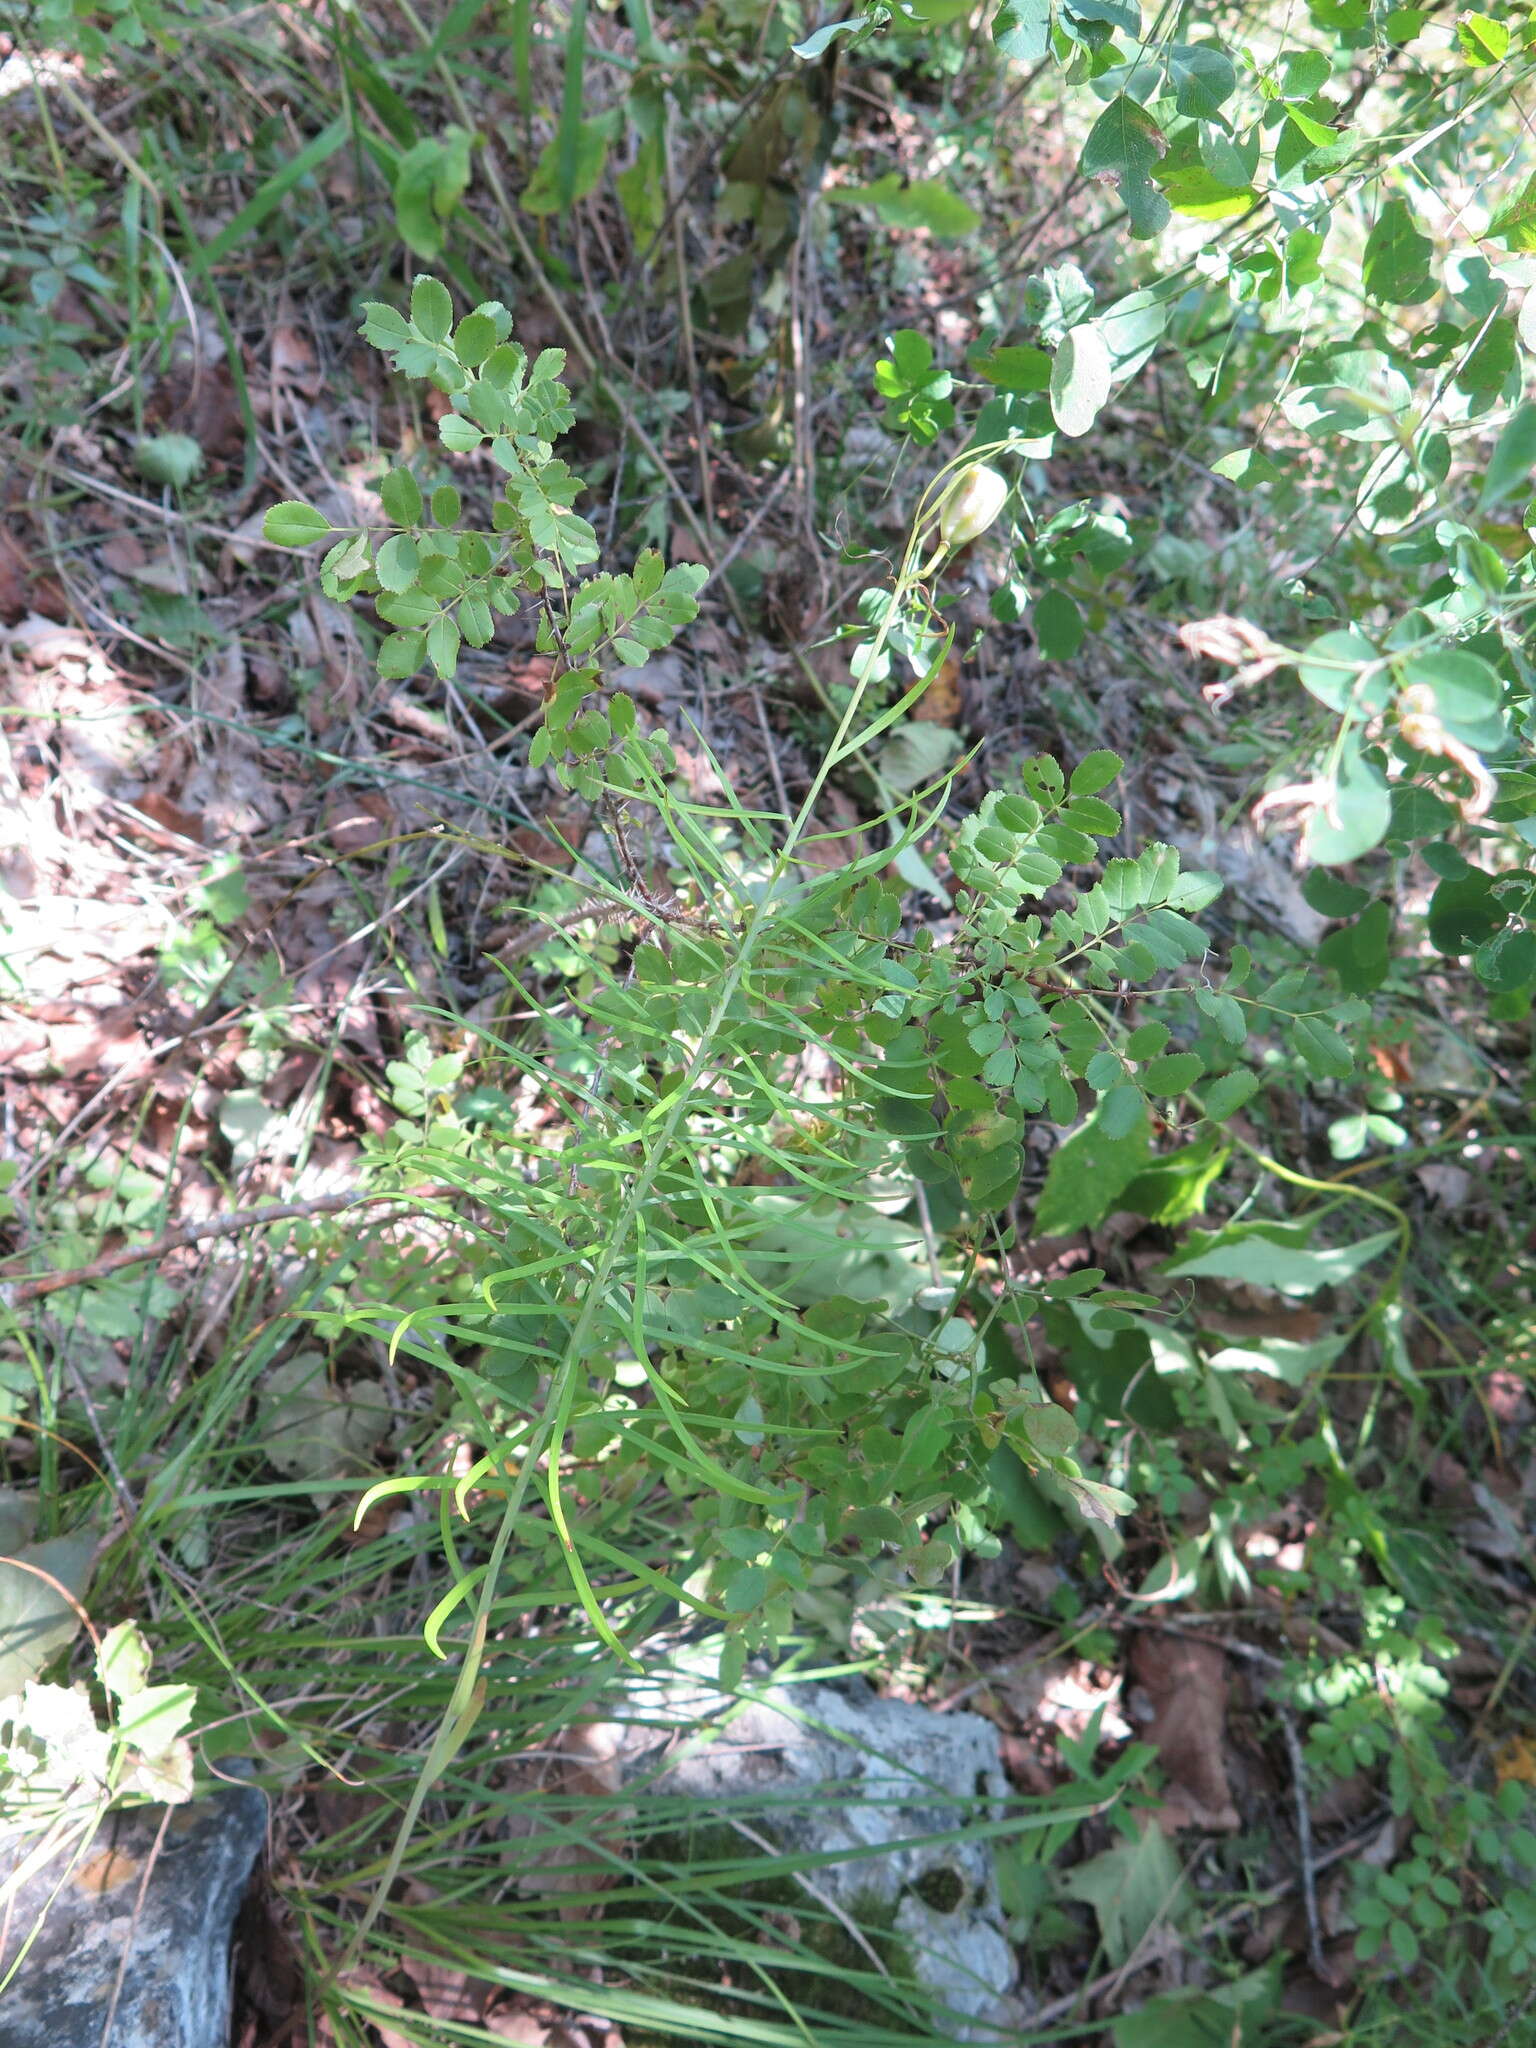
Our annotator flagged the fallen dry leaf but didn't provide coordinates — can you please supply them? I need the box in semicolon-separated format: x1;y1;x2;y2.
271;322;322;398
1129;1630;1239;1832
325;788;395;858
800;786;867;872
0;529;31;623
912;649;962;725
147;361;245;462
1415;1161;1470;1208
99;531;149;577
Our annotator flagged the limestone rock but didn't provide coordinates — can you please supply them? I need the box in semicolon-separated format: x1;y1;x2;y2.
618;1675;1017;2036
0;1779;266;2048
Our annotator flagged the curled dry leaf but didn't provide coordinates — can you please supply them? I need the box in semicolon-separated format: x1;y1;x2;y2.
1129;1630;1239;1832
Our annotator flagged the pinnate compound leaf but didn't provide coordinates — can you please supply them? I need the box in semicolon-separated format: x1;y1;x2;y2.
1143;1051;1204;1096
1202;1069;1259;1121
427;613;462;680
374;534;420;594
379;468;423;526
359;302;411;351
1080;96;1171;240
1289;1014;1355;1078
378;630;427;679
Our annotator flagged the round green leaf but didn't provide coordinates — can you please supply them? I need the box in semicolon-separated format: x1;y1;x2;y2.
1051;322;1112;438
1473;924;1536;992
1362;196;1434;306
1297;630;1391;713
379;468;423;526
1398;648;1503;742
410;274;454;342
263;501;331;548
1304;750;1392;866
1034;586;1085;659
375;534;420;594
135;433;204;487
1020;1401;1079;1459
1427;870;1504;956
722;1562;767;1613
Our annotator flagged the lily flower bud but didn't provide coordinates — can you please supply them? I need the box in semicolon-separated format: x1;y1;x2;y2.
938;464;1008;550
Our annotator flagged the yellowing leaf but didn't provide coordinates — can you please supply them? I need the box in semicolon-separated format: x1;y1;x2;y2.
828;174;980;239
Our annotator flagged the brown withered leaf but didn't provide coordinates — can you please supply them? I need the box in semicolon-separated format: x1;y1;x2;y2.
912;649;963;725
325;787;395;858
1130;1630;1239;1832
0;529;30;624
271;323;322;398
800;786;867;872
148;362;245;462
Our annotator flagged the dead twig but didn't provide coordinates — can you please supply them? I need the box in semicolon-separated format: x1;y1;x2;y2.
1477;1979;1536;2048
2;1191;446;1306
1277;1702;1330;1982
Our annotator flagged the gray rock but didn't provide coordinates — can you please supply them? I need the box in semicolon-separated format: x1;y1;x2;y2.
618;1675;1017;2037
0;1778;266;2047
